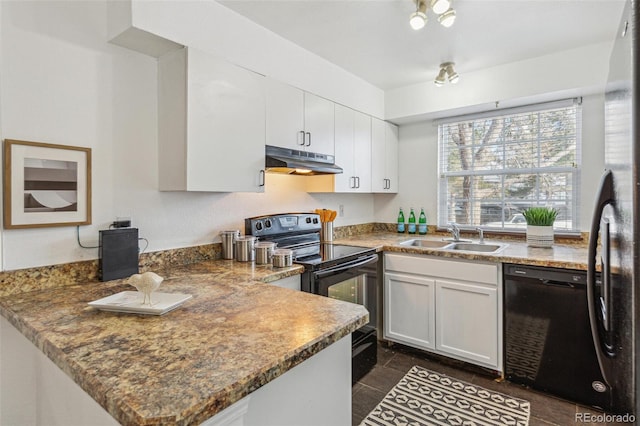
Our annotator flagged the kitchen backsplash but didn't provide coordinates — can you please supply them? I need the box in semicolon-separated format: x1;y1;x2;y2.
0;223;588;298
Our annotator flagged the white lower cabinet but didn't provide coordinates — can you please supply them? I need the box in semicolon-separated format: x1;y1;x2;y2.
384;253;502;371
435;279;498;367
384;272;435;350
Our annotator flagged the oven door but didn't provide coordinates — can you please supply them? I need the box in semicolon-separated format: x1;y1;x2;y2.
308;252;379;383
311;253;378;331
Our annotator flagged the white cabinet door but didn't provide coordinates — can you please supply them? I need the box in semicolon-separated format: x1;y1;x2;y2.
158;47;265;192
371;118;398;193
371;118;386;192
304;93;335;155
265;82;334;156
436;279;498;367
384;272;436;350
385;122;399;193
265;78;305;150
333;104;355;192
333;106;371;193
353;111;372;192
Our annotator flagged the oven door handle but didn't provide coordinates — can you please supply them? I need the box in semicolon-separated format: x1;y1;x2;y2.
313;254;378;279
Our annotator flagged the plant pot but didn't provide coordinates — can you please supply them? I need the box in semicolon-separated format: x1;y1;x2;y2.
526;225;554;248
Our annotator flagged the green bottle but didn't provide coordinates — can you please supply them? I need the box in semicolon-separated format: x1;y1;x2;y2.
418;208;428;235
397;208;406;233
408;208;416;234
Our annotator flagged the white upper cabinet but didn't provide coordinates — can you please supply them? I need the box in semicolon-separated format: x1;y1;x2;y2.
265;78;305;150
371;118;399;193
303;93;335;155
158;47;266;192
318;105;371;193
266;78;335;155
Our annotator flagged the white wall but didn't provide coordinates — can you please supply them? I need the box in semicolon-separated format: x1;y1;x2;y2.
385;42;612;124
0;1;373;271
373;94;606;232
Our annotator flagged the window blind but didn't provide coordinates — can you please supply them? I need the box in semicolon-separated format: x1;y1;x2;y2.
437;99;581;232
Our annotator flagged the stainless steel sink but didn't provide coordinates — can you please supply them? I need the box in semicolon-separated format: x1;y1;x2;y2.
400;239;507;253
399;239;452;249
445;242;506;253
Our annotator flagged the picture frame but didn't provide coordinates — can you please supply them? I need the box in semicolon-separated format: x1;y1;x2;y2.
3;139;92;229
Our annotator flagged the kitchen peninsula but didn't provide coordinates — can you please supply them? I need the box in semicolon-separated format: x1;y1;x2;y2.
0;261;368;426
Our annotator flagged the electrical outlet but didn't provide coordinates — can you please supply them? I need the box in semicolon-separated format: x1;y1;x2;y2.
339;205;344;217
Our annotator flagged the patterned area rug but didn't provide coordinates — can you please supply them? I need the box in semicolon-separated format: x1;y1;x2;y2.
360;365;530;426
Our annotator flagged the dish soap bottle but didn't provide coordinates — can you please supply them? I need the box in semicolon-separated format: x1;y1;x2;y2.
418;208;428;235
397;208;406;233
408;208;416;234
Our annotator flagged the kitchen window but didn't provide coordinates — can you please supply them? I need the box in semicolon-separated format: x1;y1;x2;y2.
437;99;581;233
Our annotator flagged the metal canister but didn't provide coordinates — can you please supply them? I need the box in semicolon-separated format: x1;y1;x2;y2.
255;241;277;265
272;248;293;268
235;235;257;262
220;230;240;260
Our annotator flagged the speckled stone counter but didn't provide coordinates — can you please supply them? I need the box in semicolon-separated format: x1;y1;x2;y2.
333;231;589;270
0;260;368;426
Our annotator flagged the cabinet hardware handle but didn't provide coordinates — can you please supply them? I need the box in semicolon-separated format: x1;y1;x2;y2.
305;132;311;146
351;176;356;188
298;131;305;146
259;170;265;187
356;176;360;188
384;179;388;189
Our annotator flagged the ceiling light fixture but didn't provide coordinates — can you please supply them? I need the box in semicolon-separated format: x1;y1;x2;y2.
434;62;459;86
434;68;447;87
437;7;456;28
430;0;450;15
409;0;456;30
409;0;428;30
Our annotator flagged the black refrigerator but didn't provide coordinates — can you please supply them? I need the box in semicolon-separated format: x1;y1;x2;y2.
587;0;638;416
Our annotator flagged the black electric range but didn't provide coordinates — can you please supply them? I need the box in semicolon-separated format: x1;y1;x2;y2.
245;213;379;383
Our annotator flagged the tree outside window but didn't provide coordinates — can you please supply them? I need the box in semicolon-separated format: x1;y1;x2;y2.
438;101;580;232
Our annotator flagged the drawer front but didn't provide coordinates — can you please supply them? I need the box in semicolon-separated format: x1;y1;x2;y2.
384;253;498;286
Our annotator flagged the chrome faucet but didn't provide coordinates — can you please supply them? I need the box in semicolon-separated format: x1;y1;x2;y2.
447;222;461;242
476;227;484;244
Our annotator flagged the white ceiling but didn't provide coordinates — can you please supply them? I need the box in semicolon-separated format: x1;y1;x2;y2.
217;0;626;90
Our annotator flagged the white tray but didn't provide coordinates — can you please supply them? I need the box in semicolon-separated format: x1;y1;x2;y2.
88;291;192;316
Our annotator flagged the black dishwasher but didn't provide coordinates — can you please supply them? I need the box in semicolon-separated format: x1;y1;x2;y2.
504;264;611;410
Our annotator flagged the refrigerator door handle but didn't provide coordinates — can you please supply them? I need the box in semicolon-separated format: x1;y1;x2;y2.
587;169;615;386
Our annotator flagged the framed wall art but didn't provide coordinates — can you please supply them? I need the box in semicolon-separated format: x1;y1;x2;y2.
3;139;92;229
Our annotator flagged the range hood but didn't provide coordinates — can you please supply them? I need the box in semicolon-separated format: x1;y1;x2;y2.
265;145;343;175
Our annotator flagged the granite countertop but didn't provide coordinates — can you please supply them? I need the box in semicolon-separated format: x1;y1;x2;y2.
333;232;589;270
0;260;368;426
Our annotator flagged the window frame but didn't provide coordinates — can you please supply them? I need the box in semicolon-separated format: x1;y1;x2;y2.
436;99;582;234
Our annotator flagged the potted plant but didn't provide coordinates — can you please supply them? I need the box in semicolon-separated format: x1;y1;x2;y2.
522;207;558;248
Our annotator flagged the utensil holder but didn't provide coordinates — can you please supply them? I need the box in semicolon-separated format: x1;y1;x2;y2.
321;222;334;242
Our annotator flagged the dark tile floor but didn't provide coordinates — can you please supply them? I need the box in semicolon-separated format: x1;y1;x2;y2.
352;342;613;426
